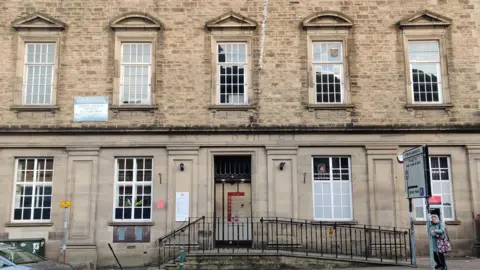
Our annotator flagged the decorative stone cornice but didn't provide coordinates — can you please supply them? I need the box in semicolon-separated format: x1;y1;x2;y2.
12;12;66;31
206;11;257;30
398;10;452;28
302;11;353;29
110;12;162;31
0;124;479;135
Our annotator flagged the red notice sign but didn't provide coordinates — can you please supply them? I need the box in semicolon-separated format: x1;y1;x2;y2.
227;192;245;222
429;196;442;205
157;200;165;209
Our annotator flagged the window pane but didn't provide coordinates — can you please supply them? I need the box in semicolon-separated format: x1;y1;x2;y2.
333;195;341;205
121;44;151;105
322;194;331;206
24;44;55;105
315;64;343;103
115;158;153;220
312;157;352;220
323;207;332;219
313;42;343;62
333;207;342;218
342;194;350;206
408;41;440;61
415;206;424;219
314;207;323;219
443;206;453;219
42;209;51;220
411;63;441;103
431;157;439;168
439;157;448;168
342;207;351;219
115;208;123;219
217;43;247;105
313;158;330;181
144;171;152;182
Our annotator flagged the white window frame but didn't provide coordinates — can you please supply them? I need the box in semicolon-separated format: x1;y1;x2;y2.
414;156;455;221
408;40;443;104
312;42;345;104
11;158;54;222
23;43;55;105
113;157;153;222
312;156;353;221
216;42;248;105
119;43;152;105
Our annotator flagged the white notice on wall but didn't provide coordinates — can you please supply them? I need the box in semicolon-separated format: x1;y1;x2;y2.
73;96;109;122
175;192;189;222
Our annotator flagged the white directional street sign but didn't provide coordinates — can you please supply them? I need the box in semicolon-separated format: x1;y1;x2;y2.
403;145;431;199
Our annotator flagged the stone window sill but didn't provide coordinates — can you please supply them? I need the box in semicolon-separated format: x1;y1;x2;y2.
405;104;454;111
413;220;461;226
208;105;256;112
108;221;155;226
5;222;53;227
110;105;158;112
10;105;59;113
306;104;355;112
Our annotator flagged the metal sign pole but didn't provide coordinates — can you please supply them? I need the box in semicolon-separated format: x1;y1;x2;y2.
425;198;435;270
423;146;435;270
401;145;433;269
59;201;71;264
62;207;69;264
408;198;417;266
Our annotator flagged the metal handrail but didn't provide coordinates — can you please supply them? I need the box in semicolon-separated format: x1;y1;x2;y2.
157;216;412;267
158;216;205;243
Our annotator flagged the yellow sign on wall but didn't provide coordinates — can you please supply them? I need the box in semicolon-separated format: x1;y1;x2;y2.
328;228;335;237
59;201;71;208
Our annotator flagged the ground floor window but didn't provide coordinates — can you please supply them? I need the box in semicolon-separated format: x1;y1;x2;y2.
13;158;53;221
114;157;153;221
414;156;454;221
312;157;352;221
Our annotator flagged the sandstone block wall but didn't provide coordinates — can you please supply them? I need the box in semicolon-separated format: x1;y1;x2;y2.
0;0;478;128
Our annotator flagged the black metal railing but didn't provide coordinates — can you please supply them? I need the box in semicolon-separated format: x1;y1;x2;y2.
157;216;206;266
157;217;412;267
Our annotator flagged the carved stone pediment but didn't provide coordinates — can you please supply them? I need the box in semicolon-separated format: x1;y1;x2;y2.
206;11;257;30
302;11;353;29
110;12;162;31
399;10;452;28
12;12;66;31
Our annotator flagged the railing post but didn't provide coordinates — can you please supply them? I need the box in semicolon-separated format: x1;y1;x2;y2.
291;219;294;254
202;217;205;254
305;220;308;256
334;223;338;258
187;218;191;253
364;225;368;261
276;217;279;253
261;218;264;253
349;224;353;259
173;230;177;264
320;222;323;256
394;227;398;263
379;226;383;262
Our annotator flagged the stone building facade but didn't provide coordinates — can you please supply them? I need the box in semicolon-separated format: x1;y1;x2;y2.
0;0;479;268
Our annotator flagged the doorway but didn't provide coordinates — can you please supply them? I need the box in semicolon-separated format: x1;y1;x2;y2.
213;155;252;247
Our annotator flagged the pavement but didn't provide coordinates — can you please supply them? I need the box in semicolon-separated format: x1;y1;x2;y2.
355;257;480;269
